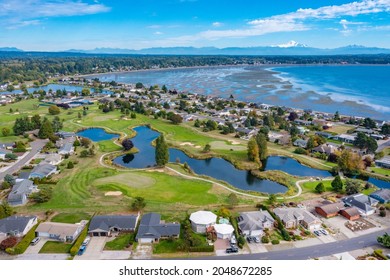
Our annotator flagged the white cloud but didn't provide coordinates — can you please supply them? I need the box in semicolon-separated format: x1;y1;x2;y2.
212;22;223;27
0;0;110;28
154;31;163;35
147;25;162;29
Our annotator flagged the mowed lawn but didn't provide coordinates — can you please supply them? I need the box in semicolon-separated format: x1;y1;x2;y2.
39;241;72;254
51;212;91;223
301;180;334;193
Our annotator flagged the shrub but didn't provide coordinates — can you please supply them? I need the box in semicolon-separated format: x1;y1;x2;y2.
0;236;18;250
271;239;280;245
261;236;269;243
70;227;88;256
6;224;39;255
237;235;246;249
373;249;388;260
67;161;74;169
294;147;308;155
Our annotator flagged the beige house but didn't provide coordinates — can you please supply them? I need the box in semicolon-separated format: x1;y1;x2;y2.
36;220;87;243
273;207;322;231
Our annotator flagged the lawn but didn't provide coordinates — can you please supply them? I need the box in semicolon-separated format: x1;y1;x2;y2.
153;239;184;254
51;212;91;224
371;167;390;177
104;233;134;250
39;241;72;254
98;140;122;152
301;180;335;193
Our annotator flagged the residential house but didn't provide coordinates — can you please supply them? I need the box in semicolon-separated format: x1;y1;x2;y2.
237;210;274;237
36;221;87;243
315;132;333;139
189;211;217;233
7;179;38;206
335;134;356;144
375;156;390;169
315;202;345;218
88;214;139;237
294;119;312;126
0;142;14;150
29;163;57;179
342;193;379;216
44;154;62;165
0;148;8;160
273;207;322;231
56;131;76;139
339;207;361;221
369;189;390;204
0;215;38;238
136;213;180;243
297;126;309;135
293;139;308;148
312;143;338;156
58;142;75;155
213;224;234;239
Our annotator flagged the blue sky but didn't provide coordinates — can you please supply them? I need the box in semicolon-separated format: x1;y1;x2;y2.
1;0;390;50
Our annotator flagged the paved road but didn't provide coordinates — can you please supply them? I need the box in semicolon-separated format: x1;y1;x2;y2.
376;139;390;152
204;229;388;260
0;139;48;181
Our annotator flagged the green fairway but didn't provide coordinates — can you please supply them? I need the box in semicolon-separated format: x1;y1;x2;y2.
39;241;72;254
301;180;334;193
51;212;91;223
98;140;122;152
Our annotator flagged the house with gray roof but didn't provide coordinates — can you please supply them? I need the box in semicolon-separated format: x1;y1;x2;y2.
0;215;38;238
88;214;139;237
293;139;308;148
237;210;274;237
375;156;390;169
44;154;62;165
7;179;38;206
273;207;322;231
29;163;57;179
369;189;390;204
58;142;74;155
0;148;9;160
342;193;379;216
136;213;180;243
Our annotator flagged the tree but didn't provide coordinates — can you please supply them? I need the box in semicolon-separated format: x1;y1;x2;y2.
81;88;90;96
48;105;60;115
205;119;218;131
168;113;183;124
334;111;340;121
0;236;18;250
31;114;41;129
155;134;169;166
247;137;260;163
135;82;144;89
381;123;390;135
377;233;390;248
363;117;376;129
288;112;298;121
80;137;91;148
38;118;54;139
256;132;268;161
268;194;277;205
131;196;146;211
315;182;325;193
4;174;15;186
331;175;343;192
67;161;74;169
5;153;17;160
30;186;53;203
0;202;13;219
194;119;201;128
2;127;10;136
227;193;238;208
80;150;89;158
162;85;167;93
51;116;63;132
337;149;364;175
122;138;134;151
354;132;378;153
203;144;211;153
345;179;360;195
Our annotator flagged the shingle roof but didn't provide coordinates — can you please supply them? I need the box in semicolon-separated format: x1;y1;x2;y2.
89;215;139;232
316;202;345;215
274;207;320;225
237;211;274;232
0;215;37;234
30;163;56;178
370;189;390;202
136;213;180;240
7;180;36;205
342;194;378;214
36;222;85;239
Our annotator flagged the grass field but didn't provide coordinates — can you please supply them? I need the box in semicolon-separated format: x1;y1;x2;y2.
371;167;390;177
39;241;72;254
104;234;134;250
51;212;91;223
301;180;334;193
153;239;183;254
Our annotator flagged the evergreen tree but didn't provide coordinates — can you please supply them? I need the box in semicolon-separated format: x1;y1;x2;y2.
331;175;343;192
155;135;169;166
256;132;268;161
315;182;325;193
38;118;54;139
247;137;260;163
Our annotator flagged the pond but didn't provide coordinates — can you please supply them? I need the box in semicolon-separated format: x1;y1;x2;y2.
77;128;120;142
113;126;287;194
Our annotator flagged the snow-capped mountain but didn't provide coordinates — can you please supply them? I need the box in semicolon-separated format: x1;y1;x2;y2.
272;41;308;48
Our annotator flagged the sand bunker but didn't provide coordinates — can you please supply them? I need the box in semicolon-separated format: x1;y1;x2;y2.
229;140;240;145
105;191;122;196
180;142;194;146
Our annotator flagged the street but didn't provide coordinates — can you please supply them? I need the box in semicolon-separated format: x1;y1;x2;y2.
0;139;48;181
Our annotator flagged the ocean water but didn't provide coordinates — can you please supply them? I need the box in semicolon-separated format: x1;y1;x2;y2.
86;65;390;120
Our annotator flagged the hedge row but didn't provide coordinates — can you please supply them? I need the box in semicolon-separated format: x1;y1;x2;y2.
70;227;89;256
189;245;214;252
6;224;39;255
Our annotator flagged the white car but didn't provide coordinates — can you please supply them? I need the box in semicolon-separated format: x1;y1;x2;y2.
82;237;91;246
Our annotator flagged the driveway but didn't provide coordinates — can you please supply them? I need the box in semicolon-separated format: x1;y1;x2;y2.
132;244;153;259
23;237;48;254
0;139;48;181
74;237;106;260
247;242;268;254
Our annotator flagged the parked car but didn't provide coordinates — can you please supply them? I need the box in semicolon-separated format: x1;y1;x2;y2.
320;229;328;235
78;245;87;256
226;247;238;253
314;231;321;236
246;236;253;243
253;236;260;243
82;237;91;246
30;237;40;246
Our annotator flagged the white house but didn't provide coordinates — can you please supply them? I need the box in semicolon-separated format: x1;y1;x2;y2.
0;215;38;238
189;211;217;233
237;210;274;237
213;224;234;239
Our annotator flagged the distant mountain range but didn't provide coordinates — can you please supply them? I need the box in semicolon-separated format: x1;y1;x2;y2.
0;47;23;52
2;42;390;55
